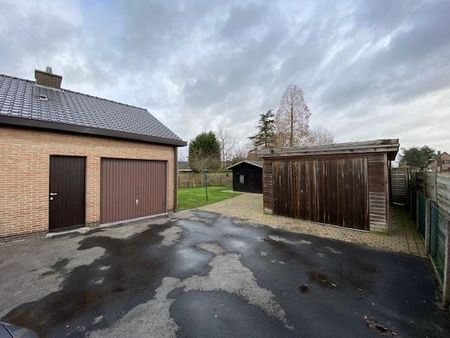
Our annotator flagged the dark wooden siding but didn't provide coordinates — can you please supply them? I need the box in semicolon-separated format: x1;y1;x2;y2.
263;160;273;212
101;158;167;223
263;153;390;231
271;157;369;230
231;163;262;193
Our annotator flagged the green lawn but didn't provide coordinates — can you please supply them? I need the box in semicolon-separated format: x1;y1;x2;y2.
177;186;241;210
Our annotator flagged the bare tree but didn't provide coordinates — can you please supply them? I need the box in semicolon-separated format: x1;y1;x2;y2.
308;127;334;145
216;126;236;164
275;84;311;147
189;152;219;172
230;142;252;164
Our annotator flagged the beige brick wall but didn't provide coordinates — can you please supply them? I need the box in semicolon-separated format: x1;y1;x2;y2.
0;126;176;238
440;153;450;171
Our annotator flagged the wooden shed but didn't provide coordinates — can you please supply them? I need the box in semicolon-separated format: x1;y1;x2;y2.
227;160;263;193
259;139;399;232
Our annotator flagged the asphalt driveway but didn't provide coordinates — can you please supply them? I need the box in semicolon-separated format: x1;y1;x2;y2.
0;210;449;337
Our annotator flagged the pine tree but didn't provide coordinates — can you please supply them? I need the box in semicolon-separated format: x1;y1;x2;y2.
249;110;276;148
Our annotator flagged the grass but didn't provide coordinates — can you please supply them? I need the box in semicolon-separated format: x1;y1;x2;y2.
177;186;241;210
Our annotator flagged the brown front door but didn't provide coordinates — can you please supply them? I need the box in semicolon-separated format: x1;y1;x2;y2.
101;158;167;223
49;156;86;231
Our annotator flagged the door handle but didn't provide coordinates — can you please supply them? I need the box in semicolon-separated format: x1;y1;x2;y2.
50;193;58;196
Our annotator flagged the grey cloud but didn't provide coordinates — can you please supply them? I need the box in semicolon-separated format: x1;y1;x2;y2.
317;0;450;112
182;22;286;109
0;2;80;76
0;0;449;155
219;2;268;40
354;0;419;31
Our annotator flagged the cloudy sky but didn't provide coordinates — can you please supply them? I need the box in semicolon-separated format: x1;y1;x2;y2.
1;0;449;158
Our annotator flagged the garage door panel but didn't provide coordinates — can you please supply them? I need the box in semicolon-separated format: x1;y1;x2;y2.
135;161;167;219
101;159;135;223
101;159;166;223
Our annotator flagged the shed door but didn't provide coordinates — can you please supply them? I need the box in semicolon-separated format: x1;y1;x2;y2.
272;158;369;230
101;159;167;223
49;156;86;231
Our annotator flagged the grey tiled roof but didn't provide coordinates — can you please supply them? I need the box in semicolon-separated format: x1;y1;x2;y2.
0;74;185;146
177;161;191;170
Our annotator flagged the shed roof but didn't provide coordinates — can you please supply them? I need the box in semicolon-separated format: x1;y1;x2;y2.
227;160;263;170
258;139;400;160
0;73;186;146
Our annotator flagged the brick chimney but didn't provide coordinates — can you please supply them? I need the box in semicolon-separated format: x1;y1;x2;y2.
34;66;62;89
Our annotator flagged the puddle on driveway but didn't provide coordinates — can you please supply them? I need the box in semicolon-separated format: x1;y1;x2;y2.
1;214;291;337
40;258;70;277
2;222;183;337
307;271;337;288
2;210;448;337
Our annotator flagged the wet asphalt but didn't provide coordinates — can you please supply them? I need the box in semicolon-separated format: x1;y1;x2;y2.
1;209;450;337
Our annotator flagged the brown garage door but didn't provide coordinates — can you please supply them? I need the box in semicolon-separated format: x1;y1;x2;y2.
101;158;167;223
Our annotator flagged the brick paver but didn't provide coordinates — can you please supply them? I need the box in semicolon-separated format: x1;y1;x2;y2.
200;193;426;257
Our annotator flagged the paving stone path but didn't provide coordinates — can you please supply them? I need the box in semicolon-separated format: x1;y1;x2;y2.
200;193;425;257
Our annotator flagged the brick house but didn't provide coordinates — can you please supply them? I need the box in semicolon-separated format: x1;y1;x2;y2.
428;152;450;172
0;68;186;239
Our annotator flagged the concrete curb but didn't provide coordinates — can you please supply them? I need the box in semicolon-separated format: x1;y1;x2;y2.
46;227;90;239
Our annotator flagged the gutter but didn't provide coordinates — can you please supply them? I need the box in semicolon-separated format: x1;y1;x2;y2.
0;115;187;147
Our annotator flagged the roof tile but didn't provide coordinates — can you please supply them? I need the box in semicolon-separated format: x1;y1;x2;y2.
0;73;185;146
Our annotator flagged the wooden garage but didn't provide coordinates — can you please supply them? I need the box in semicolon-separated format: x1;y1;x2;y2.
227;160;263;193
259;139;399;232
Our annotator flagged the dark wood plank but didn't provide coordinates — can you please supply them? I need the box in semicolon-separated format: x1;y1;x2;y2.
271;156;369;230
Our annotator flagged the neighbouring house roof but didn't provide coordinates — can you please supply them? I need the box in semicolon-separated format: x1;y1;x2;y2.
427;151;450;169
434;152;450;160
258;139;400;160
0;73;186;146
227;160;263;170
177;161;192;172
428;152;450;166
178;161;190;169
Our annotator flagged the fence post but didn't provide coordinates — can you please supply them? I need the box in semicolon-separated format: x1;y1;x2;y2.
424;199;431;254
416;192;420;230
434;171;438;201
443;220;450;308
